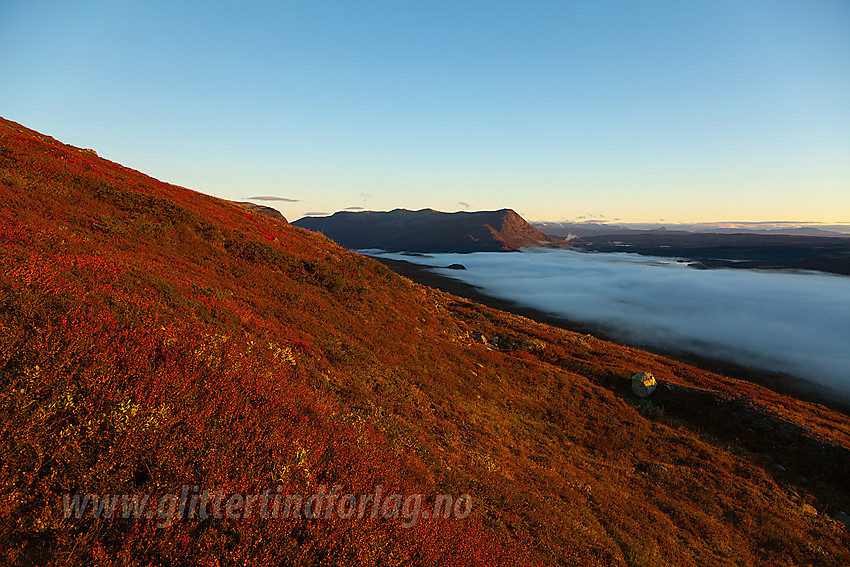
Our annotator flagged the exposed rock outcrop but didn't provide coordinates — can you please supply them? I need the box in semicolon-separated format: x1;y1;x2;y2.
235;202;288;223
632;372;657;398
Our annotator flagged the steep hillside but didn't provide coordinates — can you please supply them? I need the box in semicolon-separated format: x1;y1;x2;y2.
1;117;849;566
293;208;563;252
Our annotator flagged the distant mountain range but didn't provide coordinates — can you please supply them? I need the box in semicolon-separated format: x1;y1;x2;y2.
290;211;850;273
294;208;565;252
534;221;850;239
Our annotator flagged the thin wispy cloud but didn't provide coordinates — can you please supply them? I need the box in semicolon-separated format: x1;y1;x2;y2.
246;196;300;202
374;249;850;393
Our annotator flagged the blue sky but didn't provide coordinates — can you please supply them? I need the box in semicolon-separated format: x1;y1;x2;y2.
2;0;848;223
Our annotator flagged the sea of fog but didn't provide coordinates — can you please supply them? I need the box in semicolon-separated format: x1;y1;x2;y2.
370;249;850;393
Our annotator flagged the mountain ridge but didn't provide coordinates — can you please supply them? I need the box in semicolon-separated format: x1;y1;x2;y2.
294;208;565;252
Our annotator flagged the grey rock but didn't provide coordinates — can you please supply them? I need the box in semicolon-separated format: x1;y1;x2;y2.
631;372;657;398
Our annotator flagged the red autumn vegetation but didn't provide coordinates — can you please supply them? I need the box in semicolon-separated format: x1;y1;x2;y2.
1;116;849;565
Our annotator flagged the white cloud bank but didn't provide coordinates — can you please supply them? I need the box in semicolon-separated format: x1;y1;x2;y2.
375;249;850;392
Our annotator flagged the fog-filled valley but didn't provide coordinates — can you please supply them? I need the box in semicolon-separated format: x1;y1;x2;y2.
373;249;850;393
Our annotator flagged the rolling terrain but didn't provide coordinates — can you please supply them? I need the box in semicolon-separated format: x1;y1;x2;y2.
536;226;850;276
571;231;850;275
2;117;850;566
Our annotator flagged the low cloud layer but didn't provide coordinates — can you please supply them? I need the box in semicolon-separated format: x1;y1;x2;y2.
375;249;850;392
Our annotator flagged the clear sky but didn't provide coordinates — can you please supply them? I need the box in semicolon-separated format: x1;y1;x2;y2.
2;0;848;223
